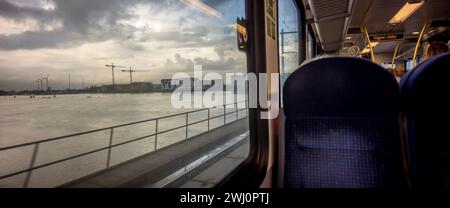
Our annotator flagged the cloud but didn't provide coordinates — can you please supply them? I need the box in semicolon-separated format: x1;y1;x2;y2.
0;0;237;50
0;0;247;90
0;0;54;22
0;29;77;50
0;0;142;50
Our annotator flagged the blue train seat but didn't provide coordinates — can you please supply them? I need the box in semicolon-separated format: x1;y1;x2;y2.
400;52;450;188
283;57;405;188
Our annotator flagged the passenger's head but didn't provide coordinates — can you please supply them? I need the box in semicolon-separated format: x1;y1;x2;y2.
394;66;404;78
425;42;449;59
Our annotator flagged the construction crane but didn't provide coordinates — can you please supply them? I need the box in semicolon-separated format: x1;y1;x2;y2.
121;67;150;85
105;63;126;87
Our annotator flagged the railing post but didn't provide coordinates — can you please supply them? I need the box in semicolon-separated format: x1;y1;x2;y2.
185;113;188;139
23;143;40;188
246;99;249;117
207;108;210;131
106;128;114;168
223;103;226;125
235;102;238;120
154;119;158;150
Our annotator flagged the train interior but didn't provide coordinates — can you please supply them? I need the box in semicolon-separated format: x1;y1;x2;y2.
263;0;450;188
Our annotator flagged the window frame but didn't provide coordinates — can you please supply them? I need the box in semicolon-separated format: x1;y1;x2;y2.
217;0;307;188
295;0;307;65
216;0;270;188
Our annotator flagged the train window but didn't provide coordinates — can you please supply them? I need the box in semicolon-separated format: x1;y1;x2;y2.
0;0;250;188
278;0;301;104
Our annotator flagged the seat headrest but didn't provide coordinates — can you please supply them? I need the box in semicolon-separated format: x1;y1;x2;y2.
400;52;450;115
283;57;400;117
401;52;450;91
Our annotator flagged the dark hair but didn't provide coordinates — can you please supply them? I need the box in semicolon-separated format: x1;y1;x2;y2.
426;42;449;58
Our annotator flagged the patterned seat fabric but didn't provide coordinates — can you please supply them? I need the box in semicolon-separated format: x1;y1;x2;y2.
283;57;405;188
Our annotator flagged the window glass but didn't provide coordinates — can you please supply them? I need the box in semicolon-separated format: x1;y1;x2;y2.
278;0;300;105
0;0;249;188
405;59;414;71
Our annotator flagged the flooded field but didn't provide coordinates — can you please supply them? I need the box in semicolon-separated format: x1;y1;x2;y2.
0;93;246;187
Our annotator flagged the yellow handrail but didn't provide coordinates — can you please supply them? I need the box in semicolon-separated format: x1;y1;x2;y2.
362;26;376;62
412;22;428;66
392;44;400;69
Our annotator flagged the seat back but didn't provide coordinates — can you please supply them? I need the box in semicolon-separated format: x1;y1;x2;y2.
283;57;404;188
400;52;450;188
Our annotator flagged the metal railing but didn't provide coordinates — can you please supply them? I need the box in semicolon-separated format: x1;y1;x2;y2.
0;101;248;187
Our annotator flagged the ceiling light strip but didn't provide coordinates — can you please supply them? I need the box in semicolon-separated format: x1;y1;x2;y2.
389;1;424;24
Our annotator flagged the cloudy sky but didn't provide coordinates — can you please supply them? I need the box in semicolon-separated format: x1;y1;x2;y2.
0;0;246;90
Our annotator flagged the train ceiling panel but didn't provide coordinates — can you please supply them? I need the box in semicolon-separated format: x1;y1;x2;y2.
345;0;450;54
307;0;355;52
